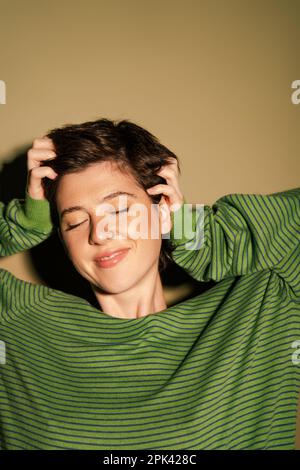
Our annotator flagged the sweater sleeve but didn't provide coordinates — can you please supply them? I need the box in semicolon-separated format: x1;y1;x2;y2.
169;187;300;293
0;193;53;257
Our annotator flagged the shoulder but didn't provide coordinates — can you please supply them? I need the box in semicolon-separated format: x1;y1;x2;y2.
0;269;99;325
0;268;51;317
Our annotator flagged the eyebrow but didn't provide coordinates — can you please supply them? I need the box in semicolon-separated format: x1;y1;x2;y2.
60;191;137;219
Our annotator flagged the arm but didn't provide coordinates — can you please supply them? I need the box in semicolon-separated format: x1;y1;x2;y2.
0;193;53;257
0;136;58;258
170;187;300;291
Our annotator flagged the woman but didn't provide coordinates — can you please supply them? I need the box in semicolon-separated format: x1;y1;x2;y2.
0;118;299;450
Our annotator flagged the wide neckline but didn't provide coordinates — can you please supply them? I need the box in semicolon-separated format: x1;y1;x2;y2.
83;293;182;323
1;267;187;324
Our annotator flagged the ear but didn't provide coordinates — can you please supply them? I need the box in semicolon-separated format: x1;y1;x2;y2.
158;195;172;235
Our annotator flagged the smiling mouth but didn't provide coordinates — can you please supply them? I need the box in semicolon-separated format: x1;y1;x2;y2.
94;248;131;268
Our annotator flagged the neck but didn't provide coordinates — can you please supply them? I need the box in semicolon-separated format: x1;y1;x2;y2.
91;267;167;319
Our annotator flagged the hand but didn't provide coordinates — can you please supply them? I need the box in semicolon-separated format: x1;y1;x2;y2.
146;157;184;214
26;136;58;200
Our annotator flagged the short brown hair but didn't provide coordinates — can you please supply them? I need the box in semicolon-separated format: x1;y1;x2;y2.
41;117;181;273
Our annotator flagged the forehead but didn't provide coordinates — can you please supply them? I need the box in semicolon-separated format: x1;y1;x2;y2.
56;161;141;209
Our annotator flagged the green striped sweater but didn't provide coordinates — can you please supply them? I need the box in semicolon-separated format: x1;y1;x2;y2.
0;188;300;450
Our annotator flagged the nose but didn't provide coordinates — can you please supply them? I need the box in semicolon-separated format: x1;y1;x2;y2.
89;216;115;245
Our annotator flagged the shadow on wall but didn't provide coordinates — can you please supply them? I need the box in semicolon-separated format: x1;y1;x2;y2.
0;146;217;309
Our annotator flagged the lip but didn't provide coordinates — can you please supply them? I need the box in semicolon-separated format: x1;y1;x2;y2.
94;248;131;269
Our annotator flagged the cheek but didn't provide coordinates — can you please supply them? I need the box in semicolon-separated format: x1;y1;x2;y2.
62;235;85;262
138;234;162;262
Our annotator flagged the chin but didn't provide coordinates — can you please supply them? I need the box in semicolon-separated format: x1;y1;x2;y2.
93;281;134;295
88;270;134;290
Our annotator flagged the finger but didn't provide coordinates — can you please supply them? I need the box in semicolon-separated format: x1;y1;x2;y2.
27;148;57;171
32;136;56;150
28;166;58;183
146;184;183;207
156;168;182;199
157;166;180;192
157;170;181;194
157;167;178;179
27;166;58;199
157;159;179;176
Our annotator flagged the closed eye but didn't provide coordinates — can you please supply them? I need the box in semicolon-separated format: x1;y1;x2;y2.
65;208;129;232
65;220;88;231
97;208;129;216
114;208;129;214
